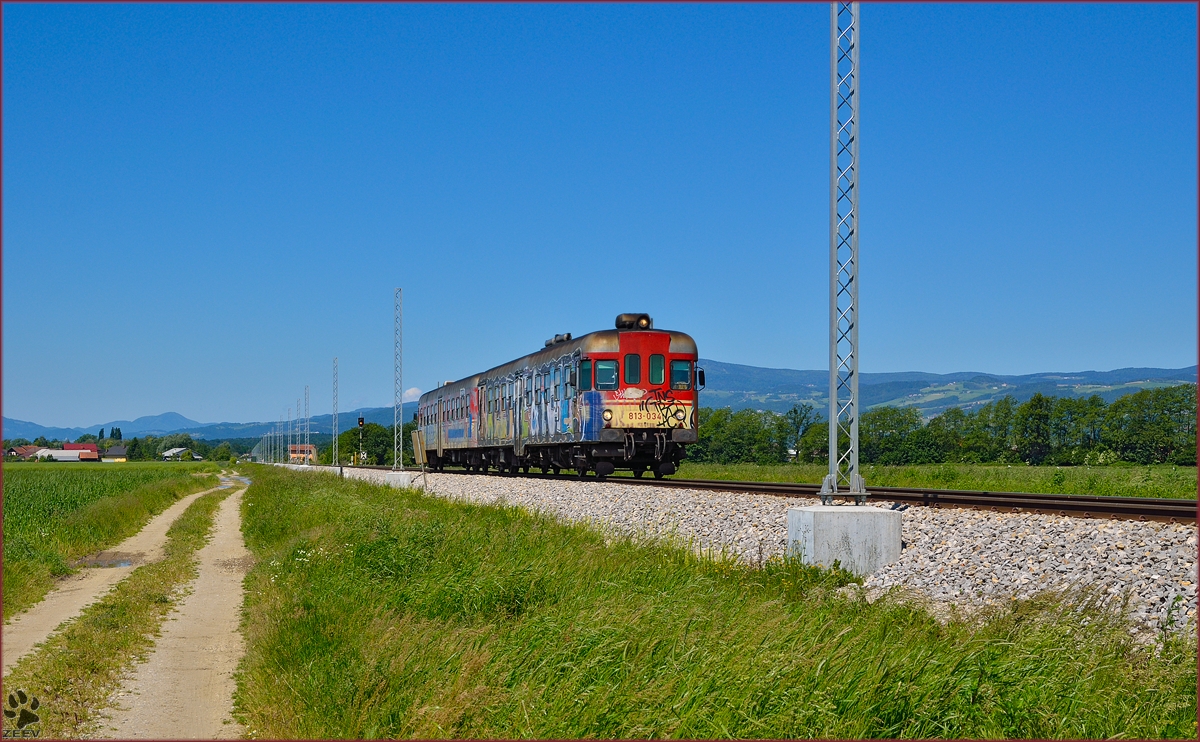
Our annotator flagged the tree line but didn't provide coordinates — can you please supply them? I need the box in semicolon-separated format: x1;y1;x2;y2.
4;432;257;463
687;384;1196;467
317;422;418;466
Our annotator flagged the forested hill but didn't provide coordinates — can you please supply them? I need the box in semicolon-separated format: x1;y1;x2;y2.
6;363;1195;442
698;359;1197;416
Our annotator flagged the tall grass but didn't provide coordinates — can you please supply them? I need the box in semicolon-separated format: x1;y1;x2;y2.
2;462;218;618
235;465;1196;738
677;462;1197;499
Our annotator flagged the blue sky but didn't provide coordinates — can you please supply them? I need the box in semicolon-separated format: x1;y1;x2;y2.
3;2;1196;428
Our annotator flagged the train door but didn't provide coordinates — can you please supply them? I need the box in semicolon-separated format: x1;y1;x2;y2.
512;377;521;455
552;362;562;440
537;367;547;439
436;394;444;458
567;353;580;439
515;373;528;457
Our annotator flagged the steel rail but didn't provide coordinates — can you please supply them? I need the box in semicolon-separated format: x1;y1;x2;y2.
345;465;1195;524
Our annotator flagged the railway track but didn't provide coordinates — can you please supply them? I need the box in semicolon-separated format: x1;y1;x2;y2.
351;465;1197;524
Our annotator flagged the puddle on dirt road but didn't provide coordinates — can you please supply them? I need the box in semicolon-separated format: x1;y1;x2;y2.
76;552;141;569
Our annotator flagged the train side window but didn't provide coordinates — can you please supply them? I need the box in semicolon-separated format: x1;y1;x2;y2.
552;367;560;399
580;360;592;391
670;360;692;390
595;360;618;390
624;354;641;385
649;354;665;385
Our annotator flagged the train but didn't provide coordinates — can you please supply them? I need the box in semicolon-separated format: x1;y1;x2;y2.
416;313;704;478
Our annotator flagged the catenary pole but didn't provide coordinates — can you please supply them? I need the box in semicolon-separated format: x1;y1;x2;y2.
822;1;867;505
332;357;339;466
394;288;404;471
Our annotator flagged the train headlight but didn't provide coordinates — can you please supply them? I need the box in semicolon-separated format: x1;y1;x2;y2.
602;409;613;421
674;409;686;421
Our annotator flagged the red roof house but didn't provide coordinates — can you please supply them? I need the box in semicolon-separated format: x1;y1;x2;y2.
64;443;100;453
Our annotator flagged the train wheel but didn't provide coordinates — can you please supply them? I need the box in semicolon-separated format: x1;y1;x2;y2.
552;466;561;475
654;469;665;479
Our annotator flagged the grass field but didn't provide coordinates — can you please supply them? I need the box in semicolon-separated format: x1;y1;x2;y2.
676;462;1198;500
234;465;1196;739
1;485;231;737
2;462;218;618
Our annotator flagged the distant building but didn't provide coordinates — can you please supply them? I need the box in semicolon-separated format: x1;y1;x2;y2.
64;443;100;453
102;445;128;463
289;444;317;464
6;445;42;460
34;448;99;462
161;447;197;461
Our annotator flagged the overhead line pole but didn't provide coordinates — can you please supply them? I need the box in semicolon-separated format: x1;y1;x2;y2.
822;0;867;505
394;288;404;471
333;357;339;466
304;386;310;465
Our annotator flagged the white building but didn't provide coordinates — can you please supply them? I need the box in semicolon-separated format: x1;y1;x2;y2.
34;449;86;462
161;447;197;461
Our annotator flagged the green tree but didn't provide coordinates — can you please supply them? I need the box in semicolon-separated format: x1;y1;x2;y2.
782;404;819;459
1103;384;1197;465
1014;393;1053;465
689;408;788;465
927;406;968;461
860;406;925;464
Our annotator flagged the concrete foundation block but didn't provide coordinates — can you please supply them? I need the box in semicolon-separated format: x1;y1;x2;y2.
383;471;424;490
786;505;902;576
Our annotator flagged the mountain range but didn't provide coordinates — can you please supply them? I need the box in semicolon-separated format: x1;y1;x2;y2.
5;361;1195;442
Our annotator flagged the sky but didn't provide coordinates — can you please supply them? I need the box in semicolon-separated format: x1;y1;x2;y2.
3;2;1196;428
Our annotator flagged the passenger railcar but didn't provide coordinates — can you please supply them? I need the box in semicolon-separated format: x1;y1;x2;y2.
416;313;704;478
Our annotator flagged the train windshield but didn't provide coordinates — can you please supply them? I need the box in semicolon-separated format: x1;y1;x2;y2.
649;354;665;385
670;360;692;390
595;360;618;390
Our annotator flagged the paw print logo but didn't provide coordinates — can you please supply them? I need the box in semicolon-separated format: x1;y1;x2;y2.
3;690;40;729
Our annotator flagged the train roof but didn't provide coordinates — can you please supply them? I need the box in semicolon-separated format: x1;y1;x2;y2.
419;328;698;401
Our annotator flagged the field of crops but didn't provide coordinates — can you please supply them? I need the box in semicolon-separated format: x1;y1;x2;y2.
2;462;218;618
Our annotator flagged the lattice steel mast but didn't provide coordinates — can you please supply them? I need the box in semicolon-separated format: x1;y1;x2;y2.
821;0;867;505
393;288;404;471
304;386;310;465
332;357;339;466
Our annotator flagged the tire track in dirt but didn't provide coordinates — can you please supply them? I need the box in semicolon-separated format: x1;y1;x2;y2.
2;477;234;676
96;484;252;739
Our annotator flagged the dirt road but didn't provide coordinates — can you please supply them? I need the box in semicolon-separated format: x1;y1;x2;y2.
97;483;253;739
2;478;233;676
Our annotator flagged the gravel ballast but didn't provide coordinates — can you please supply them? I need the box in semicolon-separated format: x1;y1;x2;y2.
336;468;1197;635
